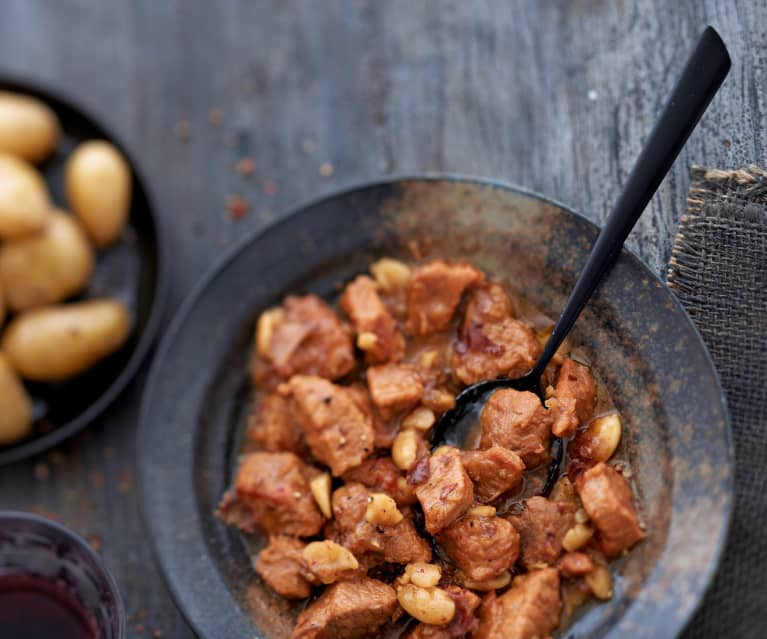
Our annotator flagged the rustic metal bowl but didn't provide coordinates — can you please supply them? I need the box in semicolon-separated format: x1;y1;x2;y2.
0;76;168;466
138;177;732;639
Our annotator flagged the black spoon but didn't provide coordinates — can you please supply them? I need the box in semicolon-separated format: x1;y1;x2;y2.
431;26;731;494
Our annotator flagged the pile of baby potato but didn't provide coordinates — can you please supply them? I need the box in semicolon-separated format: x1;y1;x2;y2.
0;91;133;447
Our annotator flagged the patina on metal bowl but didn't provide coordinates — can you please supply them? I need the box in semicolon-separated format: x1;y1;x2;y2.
138;177;732;639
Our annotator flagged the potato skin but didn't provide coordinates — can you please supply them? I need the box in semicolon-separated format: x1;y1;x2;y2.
65;141;131;248
0;91;60;163
2;299;131;381
0;153;51;240
0;210;94;312
0;353;33;445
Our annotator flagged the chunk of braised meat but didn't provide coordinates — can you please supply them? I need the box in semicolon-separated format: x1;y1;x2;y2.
548;358;597;438
345;383;397;448
507;496;576;569
462;447;525;503
437;509;519;581
343;457;417;506
450;283;540;386
288;375;374;476
254;294;355;384
479;389;552;468
556;358;597;422
406;586;481;639
406;260;484;336
255;535;311;599
340;275;405;363
366;363;424;413
247;391;305;454
558;552;595;577
326;482;431;564
218;452;324;537
291;577;398;639
575;462;644;557
413;447;474;534
475;568;561;639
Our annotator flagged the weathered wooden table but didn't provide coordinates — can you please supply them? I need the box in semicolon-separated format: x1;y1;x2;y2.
0;2;763;637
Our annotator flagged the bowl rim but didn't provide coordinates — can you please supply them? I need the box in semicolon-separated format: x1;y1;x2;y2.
138;173;733;639
0;509;127;638
0;72;171;466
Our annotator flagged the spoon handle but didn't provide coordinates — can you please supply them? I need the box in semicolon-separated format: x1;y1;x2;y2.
532;26;730;377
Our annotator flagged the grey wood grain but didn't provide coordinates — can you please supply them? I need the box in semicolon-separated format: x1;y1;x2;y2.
0;1;763;637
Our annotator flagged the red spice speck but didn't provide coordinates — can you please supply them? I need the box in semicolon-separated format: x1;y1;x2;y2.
118;470;133;494
88;534;102;552
227;195;250;219
135;623;145;634
407;455;430;485
263;179;279;196
236;157;256;176
90;471;105;488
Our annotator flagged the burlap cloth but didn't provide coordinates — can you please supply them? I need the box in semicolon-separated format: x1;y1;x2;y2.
667;166;767;638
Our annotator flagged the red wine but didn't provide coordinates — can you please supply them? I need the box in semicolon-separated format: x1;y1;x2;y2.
0;574;96;639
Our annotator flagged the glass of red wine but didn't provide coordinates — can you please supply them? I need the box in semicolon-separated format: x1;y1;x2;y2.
0;511;125;639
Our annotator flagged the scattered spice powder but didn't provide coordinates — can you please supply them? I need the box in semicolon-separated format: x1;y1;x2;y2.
118;470;133;494
319;162;334;177
33;462;50;481
263;179;279;196
208;108;224;126
135;623;145;634
236;157;256;176
227;195;250;220
301;138;316;154
88;534;102;552
174;120;191;142
90;471;105;488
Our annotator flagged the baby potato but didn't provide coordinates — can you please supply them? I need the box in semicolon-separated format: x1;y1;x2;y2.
0;210;94;312
2;299;131;382
65;140;131;248
0;153;51;240
0;91;60;163
0;353;33;446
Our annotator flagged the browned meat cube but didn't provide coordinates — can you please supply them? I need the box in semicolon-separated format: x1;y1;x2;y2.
555;358;597;423
475;568;561;639
343;457;417;506
557;552;594;577
327;483;431;564
406;260;484;335
366;363;424;412
406;586;481;638
575;462;644;557
462;447;525;503
255;535;311;598
218;452;324;537
450;283;540;386
289;376;374;476
508;496;575;569
479;389;552;468
247;391;305;454
346;383;398;448
340;275;405;363
254;295;355;383
291;577;398;639
437;510;519;581
414;447;474;534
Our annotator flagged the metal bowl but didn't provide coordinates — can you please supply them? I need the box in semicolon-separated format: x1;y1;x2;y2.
0;77;168;466
138;177;732;639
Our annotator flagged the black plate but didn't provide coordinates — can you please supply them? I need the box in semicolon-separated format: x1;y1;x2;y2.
139;177;732;639
0;76;168;466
